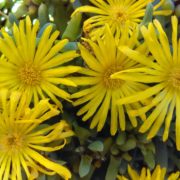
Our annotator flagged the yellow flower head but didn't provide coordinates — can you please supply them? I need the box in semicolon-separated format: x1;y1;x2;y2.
117;165;180;180
71;25;148;135
0;16;80;109
111;16;180;149
0;89;74;180
72;0;172;39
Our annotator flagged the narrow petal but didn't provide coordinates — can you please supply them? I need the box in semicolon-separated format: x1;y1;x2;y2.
27;148;71;180
117;83;166;105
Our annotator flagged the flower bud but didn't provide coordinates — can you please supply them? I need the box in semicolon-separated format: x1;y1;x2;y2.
161;0;175;11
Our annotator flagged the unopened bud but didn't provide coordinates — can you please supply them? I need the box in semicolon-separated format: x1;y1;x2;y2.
161;0;175;11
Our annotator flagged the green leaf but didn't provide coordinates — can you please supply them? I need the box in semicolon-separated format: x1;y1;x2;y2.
161;0;175;11
139;3;153;27
72;0;82;9
146;143;156;154
137;133;150;144
79;155;92;178
61;42;78;52
55;160;67;166
8;13;19;25
32;0;43;5
144;150;155;170
47;174;59;180
74;125;92;145
62;12;82;41
13;4;27;19
119;138;136;152
37;174;46;180
116;131;126;146
37;23;56;38
105;156;121;180
33;124;50;133
122;153;132;162
38;3;49;26
119;160;127;174
155;140;168;168
53;1;68;33
102;137;113;156
111;144;119;156
138;144;147;156
88;140;104;152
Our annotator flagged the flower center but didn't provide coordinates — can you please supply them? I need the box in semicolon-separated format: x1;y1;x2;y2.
1;133;24;151
110;7;128;24
168;68;180;88
103;65;124;89
18;63;41;86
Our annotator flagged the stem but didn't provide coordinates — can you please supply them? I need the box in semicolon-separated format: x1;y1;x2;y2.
0;10;8;19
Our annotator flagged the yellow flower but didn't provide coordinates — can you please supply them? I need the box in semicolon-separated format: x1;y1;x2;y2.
0;89;74;180
117;165;180;180
70;25;148;135
111;16;180;149
72;0;172;39
0;16;80;109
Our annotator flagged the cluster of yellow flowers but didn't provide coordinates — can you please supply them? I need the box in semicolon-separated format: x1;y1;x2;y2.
117;165;180;180
0;15;79;179
0;0;179;179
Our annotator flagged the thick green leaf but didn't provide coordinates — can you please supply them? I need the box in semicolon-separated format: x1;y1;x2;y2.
144;150;155;170
88;140;104;152
32;0;43;5
38;3;49;26
37;174;46;180
74;126;92;145
111;144;120;156
102;137;113;156
119;138;136;152
155;140;168;168
61;42;78;52
139;3;153;27
53;1;68;32
62;13;82;41
105;156;121;180
37;23;56;37
8;13;19;25
79;155;92;178
161;0;175;11
116;132;126;146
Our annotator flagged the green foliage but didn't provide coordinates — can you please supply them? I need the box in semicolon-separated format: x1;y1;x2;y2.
88;141;104;152
79;155;92;177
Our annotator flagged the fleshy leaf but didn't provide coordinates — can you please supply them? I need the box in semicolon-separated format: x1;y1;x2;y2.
79;155;92;178
88;140;104;152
